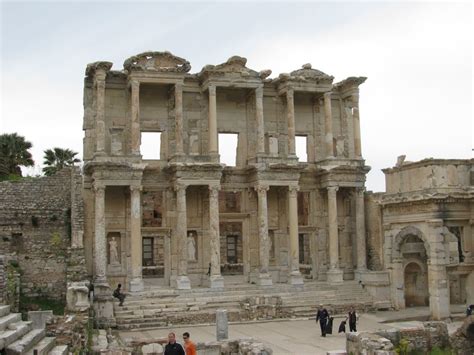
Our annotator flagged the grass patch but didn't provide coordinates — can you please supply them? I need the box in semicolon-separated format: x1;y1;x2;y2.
20;295;65;316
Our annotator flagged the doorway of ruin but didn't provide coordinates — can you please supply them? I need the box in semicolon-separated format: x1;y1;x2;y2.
219;222;244;277
404;261;429;306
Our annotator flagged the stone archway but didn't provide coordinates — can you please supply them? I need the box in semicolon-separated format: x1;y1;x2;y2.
404;261;429;307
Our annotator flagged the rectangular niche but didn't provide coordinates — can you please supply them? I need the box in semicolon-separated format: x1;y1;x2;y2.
107;232;121;265
187;230;198;262
142;190;163;227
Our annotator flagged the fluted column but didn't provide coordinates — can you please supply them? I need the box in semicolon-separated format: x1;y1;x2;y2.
209;185;224;288
256;185;272;286
255;86;265;155
94;184;107;286
352;93;362;158
95;72;106;154
324;92;334;158
175;183;191;289
327;186;343;282
286;89;296;156
130;80;141;155
208;85;218;155
129;185;144;292
355;187;367;273
288;186;303;285
174;83;184;155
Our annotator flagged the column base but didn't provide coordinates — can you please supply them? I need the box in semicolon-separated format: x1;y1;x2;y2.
129;278;144;292
210;275;225;289
327;268;344;283
288;271;304;286
257;273;273;287
354;268;368;282
176;275;191;290
93;278;110;297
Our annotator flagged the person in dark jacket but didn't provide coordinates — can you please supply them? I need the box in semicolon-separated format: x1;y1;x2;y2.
112;284;125;306
316;304;330;337
348;307;358;332
164;332;185;355
338;319;347;333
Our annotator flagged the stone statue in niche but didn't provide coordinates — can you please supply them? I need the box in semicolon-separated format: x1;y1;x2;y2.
109;237;120;264
187;232;197;261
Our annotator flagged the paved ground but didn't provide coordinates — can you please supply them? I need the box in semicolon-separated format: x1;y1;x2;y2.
119;306;466;355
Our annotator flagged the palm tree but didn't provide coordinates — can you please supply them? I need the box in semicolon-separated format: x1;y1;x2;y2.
0;133;34;177
42;148;80;176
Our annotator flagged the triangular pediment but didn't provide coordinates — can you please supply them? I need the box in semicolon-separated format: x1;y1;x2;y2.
123;51;191;73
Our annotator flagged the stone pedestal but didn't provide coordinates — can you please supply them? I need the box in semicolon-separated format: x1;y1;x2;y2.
93;284;115;328
210;275;224;289
257;273;273;286
289;271;304;286
66;281;90;312
216;309;228;341
327;268;343;283
129;278;144;292
176;275;191;290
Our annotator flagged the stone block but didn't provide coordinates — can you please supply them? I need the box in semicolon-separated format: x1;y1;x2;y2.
216;309;228;341
141;342;163;354
27;310;53;329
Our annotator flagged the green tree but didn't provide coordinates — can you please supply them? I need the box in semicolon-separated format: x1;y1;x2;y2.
42;148;80;176
0;133;34;178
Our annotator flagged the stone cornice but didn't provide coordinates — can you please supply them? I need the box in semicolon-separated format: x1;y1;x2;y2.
382;158;473;174
85;61;113;78
381;188;474;206
334;76;367;95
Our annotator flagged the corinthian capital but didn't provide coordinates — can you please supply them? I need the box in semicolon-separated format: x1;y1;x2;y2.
254;184;269;195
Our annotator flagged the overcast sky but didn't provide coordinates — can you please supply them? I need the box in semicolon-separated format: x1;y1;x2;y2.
1;1;472;192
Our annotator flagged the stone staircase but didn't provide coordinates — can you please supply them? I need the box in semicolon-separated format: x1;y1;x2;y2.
0;305;68;355
114;280;374;330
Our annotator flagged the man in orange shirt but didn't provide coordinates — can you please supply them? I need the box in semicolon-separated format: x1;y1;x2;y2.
182;332;196;355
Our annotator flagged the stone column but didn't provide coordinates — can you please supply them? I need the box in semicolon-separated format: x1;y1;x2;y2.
130;80;141;155
209;185;224;288
94;184;108;286
129;185;144;292
286;89;296;156
208;85;218;155
256;185;272;286
255;86;265;155
288;186;303;285
352;93;362;158
324;92;334;158
175;183;191;289
174;83;184;155
391;259;406;310
327;186;343;282
95;72;106;154
355;187;367;274
428;264;450;320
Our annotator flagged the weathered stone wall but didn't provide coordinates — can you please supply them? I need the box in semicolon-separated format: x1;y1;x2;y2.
365;192;384;271
0;168;84;300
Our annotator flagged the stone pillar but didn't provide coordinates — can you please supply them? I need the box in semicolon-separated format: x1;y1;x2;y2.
129;185;144;292
391;260;406;310
428;264;450;320
355;187;367;274
288;186;303;285
216;309;228;341
256;185;272;286
324;92;334;158
209;185;224;288
286;89;296;156
352;93;362;158
174;83;184;155
95;71;106;154
175;184;191;289
130;80;141;155
255;86;265;155
94;184;108;286
327;186;343;282
208;85;218;155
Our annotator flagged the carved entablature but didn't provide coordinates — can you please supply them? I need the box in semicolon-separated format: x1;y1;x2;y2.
334;76;367;97
85;61;113;78
316;164;370;188
199;55;267;89
123;51;191;73
273;63;334;94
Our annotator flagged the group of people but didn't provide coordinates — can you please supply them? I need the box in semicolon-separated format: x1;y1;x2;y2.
316;304;359;337
163;332;196;355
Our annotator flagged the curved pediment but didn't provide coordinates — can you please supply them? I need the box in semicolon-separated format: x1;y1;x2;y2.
123;51;191;73
85;61;113;77
289;63;334;83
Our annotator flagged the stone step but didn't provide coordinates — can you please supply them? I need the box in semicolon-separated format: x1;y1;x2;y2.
0;313;23;332
0;322;32;350
25;337;56;355
48;345;68;355
6;328;45;355
0;305;11;318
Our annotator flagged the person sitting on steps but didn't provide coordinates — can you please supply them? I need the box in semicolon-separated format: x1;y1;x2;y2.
113;283;126;306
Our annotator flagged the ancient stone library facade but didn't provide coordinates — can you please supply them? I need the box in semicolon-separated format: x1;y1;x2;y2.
0;51;473;321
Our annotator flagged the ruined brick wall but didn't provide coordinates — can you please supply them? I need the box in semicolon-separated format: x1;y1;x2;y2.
0;168;83;300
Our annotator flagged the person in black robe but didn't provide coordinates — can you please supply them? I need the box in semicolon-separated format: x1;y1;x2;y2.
348;307;358;332
316;304;330;337
338;319;347;333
